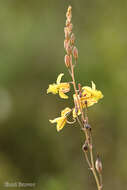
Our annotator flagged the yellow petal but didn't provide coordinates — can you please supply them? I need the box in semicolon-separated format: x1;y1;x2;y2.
73;108;77;118
56;116;67;132
56;73;64;84
61;107;71;117
93;90;104;100
82;86;93;95
47;84;58;94
92;81;96;90
82;98;97;107
59;91;68;99
49;116;67;132
49;117;60;123
59;83;70;92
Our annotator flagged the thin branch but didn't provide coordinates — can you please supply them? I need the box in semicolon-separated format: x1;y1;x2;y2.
89;146;101;190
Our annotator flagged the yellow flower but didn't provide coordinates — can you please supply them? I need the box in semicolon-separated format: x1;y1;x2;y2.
47;73;70;99
49;107;71;131
81;81;103;101
73;81;103;118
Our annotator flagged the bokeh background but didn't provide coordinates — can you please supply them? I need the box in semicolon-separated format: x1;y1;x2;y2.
0;0;127;189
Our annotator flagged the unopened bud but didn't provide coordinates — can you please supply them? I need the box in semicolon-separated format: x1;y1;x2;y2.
66;20;70;27
82;142;88;152
70;33;75;45
66;45;72;55
66;6;72;22
64;27;69;40
64;39;70;50
64;54;70;68
66;6;72;18
95;156;102;173
73;46;78;59
68;23;73;32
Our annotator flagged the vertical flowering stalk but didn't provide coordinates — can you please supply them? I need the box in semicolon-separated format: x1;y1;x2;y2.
47;5;104;190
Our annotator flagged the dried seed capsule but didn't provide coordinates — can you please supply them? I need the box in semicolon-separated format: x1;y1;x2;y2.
82;143;88;152
95;156;102;173
73;46;78;60
85;124;91;131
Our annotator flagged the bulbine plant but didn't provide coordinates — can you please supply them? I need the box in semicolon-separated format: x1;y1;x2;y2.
47;6;104;190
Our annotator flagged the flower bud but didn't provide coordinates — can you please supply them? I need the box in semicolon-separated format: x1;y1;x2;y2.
73;46;78;59
95;156;102;173
64;54;70;68
68;23;73;32
66;6;72;19
64;39;70;50
66;20;70;27
66;6;72;23
64;27;69;40
70;33;75;45
64;40;67;49
66;45;72;55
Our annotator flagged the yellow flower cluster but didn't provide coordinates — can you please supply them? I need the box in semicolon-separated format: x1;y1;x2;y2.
47;73;70;99
73;81;103;118
47;74;103;131
49;107;71;132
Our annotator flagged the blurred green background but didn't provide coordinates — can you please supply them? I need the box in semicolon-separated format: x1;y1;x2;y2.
0;0;127;189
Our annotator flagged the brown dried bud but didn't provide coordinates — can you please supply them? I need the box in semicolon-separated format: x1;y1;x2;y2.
64;54;70;68
95;156;102;173
70;33;75;45
73;46;78;59
85;124;91;131
82;142;88;152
